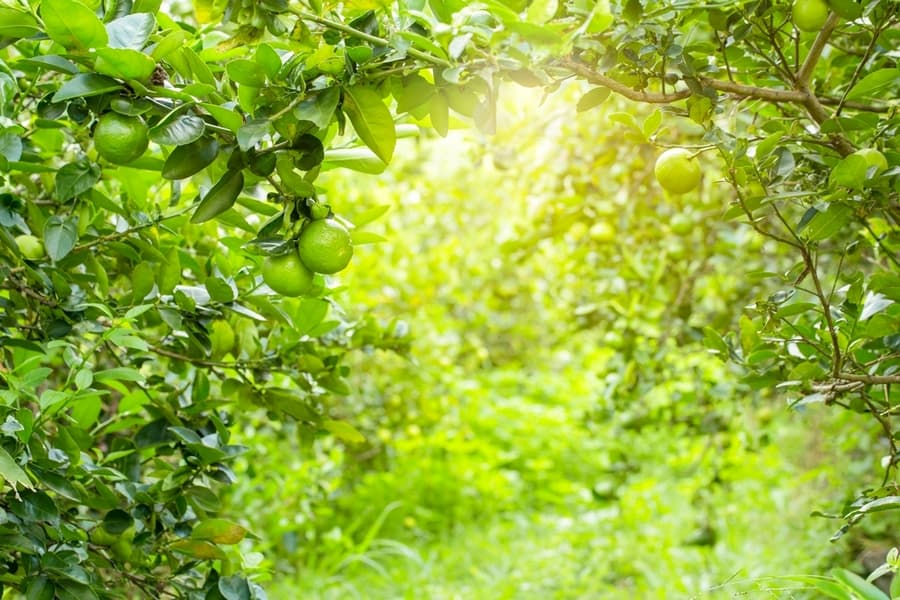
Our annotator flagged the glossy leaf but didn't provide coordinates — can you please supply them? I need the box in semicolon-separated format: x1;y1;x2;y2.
41;0;108;50
191;170;245;223
342;85;396;164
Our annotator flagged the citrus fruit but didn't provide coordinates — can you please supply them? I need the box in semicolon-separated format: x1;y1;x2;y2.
94;112;149;165
852;148;888;174
89;526;117;546
298;219;353;274
15;234;45;260
654;148;701;194
792;0;829;32
669;214;693;236
262;248;315;297
589;222;615;243
209;319;236;357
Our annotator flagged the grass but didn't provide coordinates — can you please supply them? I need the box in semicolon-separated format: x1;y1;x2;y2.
263;367;861;599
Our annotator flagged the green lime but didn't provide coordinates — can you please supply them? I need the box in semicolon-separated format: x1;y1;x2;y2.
209;319;236;357
298;219;353;274
94;112;149;165
14;234;45;260
852;148;888;174
792;0;829;32
654;148;701;194
262;249;315;297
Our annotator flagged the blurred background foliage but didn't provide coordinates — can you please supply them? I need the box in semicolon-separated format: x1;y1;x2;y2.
226;84;898;598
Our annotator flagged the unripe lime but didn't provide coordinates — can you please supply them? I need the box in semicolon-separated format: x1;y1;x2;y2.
670;214;694;236
654;148;701;194
589;222;615;243
15;234;45;260
94;113;149;165
852;148;888;174
792;0;829;32
89;527;117;546
298;219;353;274
209;319;236;357
262;249;315;297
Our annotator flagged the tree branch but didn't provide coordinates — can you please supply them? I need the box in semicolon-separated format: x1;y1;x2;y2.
837;373;900;385
290;9;452;68
557;59;887;114
796;12;841;85
556;58;691;103
791;12;856;156
71;206;194;254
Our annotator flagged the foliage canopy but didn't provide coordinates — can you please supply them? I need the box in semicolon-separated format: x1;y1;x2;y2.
0;0;897;596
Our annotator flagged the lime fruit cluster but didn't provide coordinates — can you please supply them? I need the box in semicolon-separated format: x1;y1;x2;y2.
654;148;701;194
262;218;354;297
94;112;149;165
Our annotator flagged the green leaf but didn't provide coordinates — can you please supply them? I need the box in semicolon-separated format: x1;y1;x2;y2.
321;147;386;174
342;85;396;163
526;0;558;23
227;59;267;87
576;87;610;112
802;204;853;242
94;367;145;383
52;74;122;102
201;103;244;132
0;7;40;39
191;170;245;223
95;48;156;81
702;326;729;357
102;508;134;534
860;292;893;321
55;160;100;201
74;368;93;390
170;539;227;560
352;204;390;227
831;568;889;600
54;582;99;600
829;154;868;190
41;0;108;50
846;69;900;101
191;518;248;544
158;247;181;294
642;109;662;140
430;92;449;137
827;0;862;19
206;276;237;303
236;119;270;152
162;137;218;179
150;115;205;146
0;131;22;163
106;13;156;50
0;446;32;489
43;216;78;261
295;86;341;130
24;575;54;600
131;262;155;301
323;419;366;444
218;576;252;600
17;55;79;75
349;230;386;245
